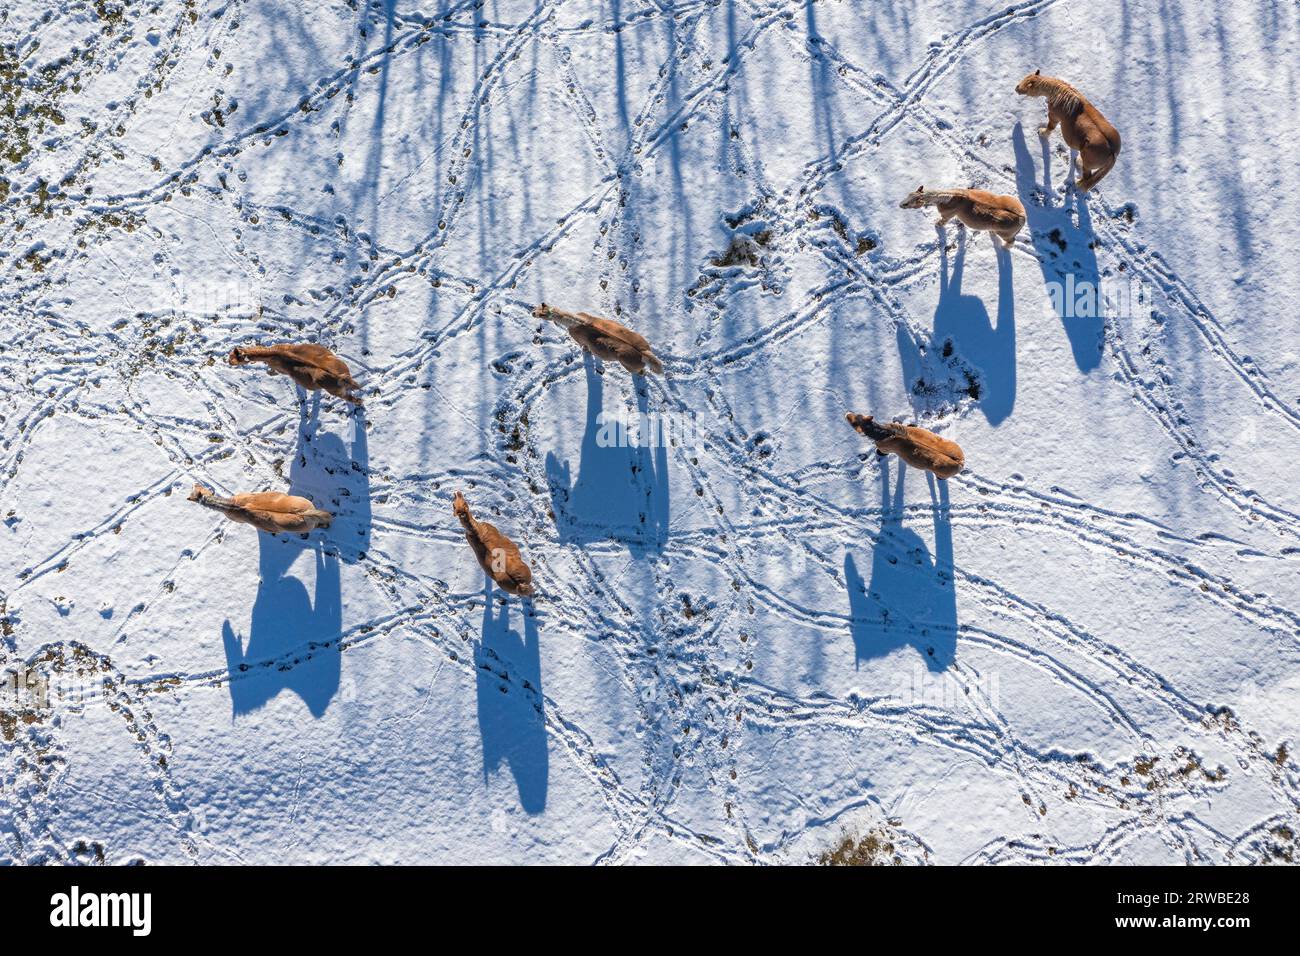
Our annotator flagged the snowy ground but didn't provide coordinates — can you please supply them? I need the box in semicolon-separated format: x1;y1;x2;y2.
2;0;1299;865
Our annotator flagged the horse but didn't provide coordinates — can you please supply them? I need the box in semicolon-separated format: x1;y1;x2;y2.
533;303;663;376
453;491;535;596
846;414;965;479
228;343;363;405
1015;70;1121;191
187;484;333;534
900;187;1026;249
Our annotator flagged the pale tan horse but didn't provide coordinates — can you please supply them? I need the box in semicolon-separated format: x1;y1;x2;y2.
187;484;333;534
899;187;1026;248
846;414;965;479
533;304;663;376
1015;71;1121;191
229;343;363;405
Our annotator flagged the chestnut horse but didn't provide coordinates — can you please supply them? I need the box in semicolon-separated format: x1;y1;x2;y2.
229;343;363;406
533;303;663;376
453;491;535;596
846;414;965;479
1016;70;1121;191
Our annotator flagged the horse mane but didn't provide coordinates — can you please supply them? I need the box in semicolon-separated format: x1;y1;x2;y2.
913;188;967;205
1039;75;1084;114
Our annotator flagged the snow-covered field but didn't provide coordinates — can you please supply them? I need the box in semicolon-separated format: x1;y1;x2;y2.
2;0;1299;865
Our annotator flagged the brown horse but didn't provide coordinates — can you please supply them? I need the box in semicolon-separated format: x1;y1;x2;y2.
899;187;1025;248
229;343;363;405
1015;70;1121;191
187;484;333;534
453;491;535;596
846;414;965;479
533;303;663;376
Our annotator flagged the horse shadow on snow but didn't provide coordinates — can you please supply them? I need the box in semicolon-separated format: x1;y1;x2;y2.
898;228;1016;425
221;393;371;718
845;460;956;672
1012;121;1105;373
475;587;547;814
545;354;669;555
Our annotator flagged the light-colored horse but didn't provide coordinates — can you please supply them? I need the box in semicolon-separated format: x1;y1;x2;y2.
899;187;1026;248
533;303;663;376
229;343;363;405
1016;70;1121;191
188;484;333;534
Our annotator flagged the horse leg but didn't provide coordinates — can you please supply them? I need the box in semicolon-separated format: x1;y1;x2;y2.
1075;160;1092;189
1038;110;1058;138
1077;153;1116;191
1076;143;1115;190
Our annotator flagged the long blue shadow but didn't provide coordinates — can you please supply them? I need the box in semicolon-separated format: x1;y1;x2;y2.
545;354;669;553
1012;121;1104;373
476;589;547;814
933;230;1017;424
221;394;369;717
222;537;341;718
845;462;956;672
330;409;372;564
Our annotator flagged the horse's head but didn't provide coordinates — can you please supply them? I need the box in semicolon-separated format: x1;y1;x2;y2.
899;186;928;209
532;302;581;330
228;347;250;366
187;483;212;502
1015;69;1044;96
452;490;471;523
847;413;905;444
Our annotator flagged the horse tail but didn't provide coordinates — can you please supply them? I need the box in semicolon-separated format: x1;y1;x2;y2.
306;508;334;527
1078;154;1116;191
